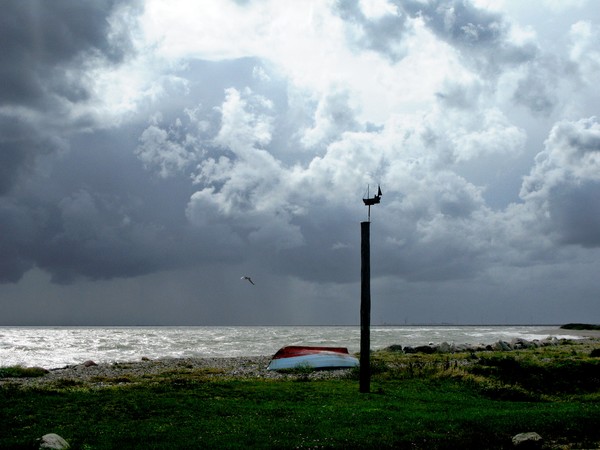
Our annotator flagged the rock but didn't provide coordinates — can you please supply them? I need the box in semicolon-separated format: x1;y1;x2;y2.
385;345;404;352
38;433;70;449
437;342;452;353
541;337;558;346
511;338;532;349
413;345;436;354
511;432;543;448
82;360;97;367
453;343;473;352
493;340;512;351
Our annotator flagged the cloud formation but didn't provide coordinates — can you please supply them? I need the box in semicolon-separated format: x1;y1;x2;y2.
2;0;600;325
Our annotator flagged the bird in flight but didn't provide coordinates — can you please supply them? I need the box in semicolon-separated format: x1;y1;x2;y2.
241;276;255;285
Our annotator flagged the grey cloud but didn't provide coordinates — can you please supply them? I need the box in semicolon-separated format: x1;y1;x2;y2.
271;204;360;283
393;0;582;120
136;121;204;179
520;117;600;248
435;80;483;109
399;0;537;77
0;200;39;282
335;0;545;117
513;70;557;115
0;123;235;284
0;0;134;107
335;0;533;69
369;179;490;282
0;57;290;284
549;181;600;247
512;56;573;115
335;0;410;62
0;117;53;195
0;0;138;196
406;0;505;45
301;88;362;148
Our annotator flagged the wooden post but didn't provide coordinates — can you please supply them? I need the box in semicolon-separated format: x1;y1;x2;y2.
360;220;371;393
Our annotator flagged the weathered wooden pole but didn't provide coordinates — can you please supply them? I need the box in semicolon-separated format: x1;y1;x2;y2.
360;220;371;393
360;185;381;394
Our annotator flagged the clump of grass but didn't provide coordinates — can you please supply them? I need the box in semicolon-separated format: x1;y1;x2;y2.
277;363;315;381
90;375;133;384
370;341;600;401
144;367;227;387
470;352;600;396
57;378;83;387
158;367;226;379
0;365;48;378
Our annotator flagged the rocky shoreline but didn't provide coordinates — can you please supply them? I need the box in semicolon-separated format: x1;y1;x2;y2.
3;335;598;389
392;335;582;354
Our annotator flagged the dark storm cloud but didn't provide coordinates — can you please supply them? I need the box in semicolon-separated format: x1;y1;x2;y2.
0;57;270;284
549;181;600;248
542;119;600;247
0;116;53;195
6;127;244;284
0;0;138;195
2;0;544;289
519;117;600;249
0;0;132;107
0;200;38;282
0;0;145;283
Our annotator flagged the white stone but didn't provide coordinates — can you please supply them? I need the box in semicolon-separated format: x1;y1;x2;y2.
39;433;70;449
512;431;543;447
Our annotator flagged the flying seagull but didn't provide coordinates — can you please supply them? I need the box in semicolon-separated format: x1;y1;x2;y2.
241;276;255;285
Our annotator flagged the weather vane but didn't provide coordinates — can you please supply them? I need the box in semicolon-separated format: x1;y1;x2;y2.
362;184;382;221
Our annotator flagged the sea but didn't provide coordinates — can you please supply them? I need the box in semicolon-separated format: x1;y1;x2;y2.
0;325;586;369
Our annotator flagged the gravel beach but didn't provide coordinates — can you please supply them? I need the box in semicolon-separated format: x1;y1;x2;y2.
0;355;356;389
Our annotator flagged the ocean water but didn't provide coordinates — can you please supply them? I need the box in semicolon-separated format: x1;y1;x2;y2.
0;325;584;369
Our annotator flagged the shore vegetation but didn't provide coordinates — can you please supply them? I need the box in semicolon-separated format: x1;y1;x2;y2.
1;338;599;449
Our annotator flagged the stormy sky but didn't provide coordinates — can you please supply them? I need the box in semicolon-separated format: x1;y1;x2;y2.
2;0;600;326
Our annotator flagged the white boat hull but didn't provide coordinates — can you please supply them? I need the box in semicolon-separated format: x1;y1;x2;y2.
267;353;359;371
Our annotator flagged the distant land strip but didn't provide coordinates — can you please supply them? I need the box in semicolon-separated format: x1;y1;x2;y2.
560;323;600;331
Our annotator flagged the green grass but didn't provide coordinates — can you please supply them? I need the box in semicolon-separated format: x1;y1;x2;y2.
2;340;600;449
0;366;48;378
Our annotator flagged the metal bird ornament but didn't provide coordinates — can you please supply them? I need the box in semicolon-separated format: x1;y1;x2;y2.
362;185;382;221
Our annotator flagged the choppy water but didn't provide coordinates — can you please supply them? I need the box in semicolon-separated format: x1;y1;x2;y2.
0;325;584;369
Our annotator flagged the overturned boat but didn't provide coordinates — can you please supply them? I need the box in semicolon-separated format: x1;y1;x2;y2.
267;346;359;371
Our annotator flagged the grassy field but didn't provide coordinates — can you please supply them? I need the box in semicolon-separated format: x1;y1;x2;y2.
1;339;600;449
